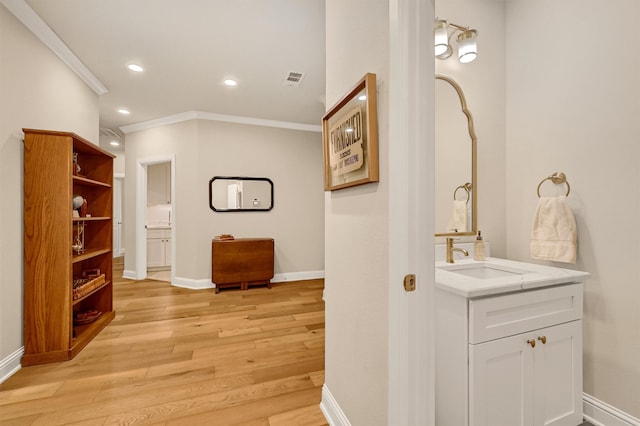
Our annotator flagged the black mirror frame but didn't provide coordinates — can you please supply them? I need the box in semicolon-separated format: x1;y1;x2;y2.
209;176;274;212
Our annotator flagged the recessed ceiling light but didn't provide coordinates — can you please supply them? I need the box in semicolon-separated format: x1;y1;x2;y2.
110;141;120;146
118;109;130;115
127;64;144;72
358;95;367;101
224;79;237;87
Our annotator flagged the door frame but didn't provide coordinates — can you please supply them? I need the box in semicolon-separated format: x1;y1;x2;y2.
387;0;435;424
135;155;176;281
113;174;125;257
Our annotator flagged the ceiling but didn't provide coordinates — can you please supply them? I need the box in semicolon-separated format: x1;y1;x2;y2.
21;0;326;151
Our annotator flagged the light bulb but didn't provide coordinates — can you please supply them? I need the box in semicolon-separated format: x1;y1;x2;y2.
457;29;478;63
434;20;450;57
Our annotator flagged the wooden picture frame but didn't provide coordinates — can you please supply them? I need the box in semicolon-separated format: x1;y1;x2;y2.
322;73;379;191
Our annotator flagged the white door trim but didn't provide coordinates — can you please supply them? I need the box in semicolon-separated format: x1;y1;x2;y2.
113;176;124;257
135;155;176;282
388;0;435;424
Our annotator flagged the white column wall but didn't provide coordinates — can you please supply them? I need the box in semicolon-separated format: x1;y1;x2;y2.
324;1;391;424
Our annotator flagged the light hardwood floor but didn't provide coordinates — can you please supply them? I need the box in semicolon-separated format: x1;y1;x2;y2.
0;260;327;425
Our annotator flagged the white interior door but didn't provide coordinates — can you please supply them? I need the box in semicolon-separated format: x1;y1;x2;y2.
113;177;124;257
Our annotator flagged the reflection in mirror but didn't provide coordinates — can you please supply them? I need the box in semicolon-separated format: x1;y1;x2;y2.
209;176;274;212
435;74;477;236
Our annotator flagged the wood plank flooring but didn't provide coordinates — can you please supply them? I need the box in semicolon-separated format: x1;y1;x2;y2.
0;261;327;425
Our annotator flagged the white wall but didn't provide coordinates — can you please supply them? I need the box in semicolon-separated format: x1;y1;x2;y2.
505;0;640;417
113;153;125;176
324;1;390;424
0;3;99;364
124;119;324;282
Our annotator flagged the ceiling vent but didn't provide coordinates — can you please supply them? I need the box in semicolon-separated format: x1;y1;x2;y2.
100;127;120;139
283;71;305;87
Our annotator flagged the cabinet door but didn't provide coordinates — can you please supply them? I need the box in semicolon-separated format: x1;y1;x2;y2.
147;162;171;205
163;237;171;266
533;320;582;426
147;238;165;267
470;333;535;426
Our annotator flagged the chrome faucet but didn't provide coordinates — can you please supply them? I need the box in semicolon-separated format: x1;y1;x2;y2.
446;237;469;263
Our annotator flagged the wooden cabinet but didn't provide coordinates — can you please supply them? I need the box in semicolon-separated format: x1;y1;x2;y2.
22;129;115;366
436;283;584;426
147;228;171;269
211;238;274;293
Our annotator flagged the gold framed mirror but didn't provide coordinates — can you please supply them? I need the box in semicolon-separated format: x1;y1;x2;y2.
434;74;477;237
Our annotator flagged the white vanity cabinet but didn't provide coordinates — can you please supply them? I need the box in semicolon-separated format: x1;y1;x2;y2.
147;228;171;268
436;278;584;426
470;320;582;426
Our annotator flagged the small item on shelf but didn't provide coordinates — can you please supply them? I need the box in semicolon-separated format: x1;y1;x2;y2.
72;152;80;176
72;152;85;177
80;199;88;217
73;309;101;325
72;194;83;210
73;274;106;300
82;268;101;279
215;234;235;241
474;230;486;261
72;222;85;254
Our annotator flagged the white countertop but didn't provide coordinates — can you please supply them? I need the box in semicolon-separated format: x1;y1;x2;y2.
147;224;171;230
435;257;589;298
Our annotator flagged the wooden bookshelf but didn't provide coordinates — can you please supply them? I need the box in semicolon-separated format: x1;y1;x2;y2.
22;129;115;366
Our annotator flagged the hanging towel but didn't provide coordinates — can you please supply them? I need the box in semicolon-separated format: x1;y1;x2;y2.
530;196;577;263
447;200;468;232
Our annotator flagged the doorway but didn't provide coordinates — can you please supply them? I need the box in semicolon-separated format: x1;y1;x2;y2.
135;155;176;283
146;162;172;282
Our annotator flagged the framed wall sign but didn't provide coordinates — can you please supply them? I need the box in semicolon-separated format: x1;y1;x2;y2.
322;73;379;191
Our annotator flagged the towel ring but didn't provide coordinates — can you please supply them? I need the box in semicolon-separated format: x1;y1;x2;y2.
453;182;472;204
537;172;571;198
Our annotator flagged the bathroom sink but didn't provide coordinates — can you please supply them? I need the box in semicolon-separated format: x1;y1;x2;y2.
435;257;590;298
437;262;532;279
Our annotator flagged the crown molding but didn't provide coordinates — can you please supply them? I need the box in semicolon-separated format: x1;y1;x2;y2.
1;0;108;95
120;110;322;134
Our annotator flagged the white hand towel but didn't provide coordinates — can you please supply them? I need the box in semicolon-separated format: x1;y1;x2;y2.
530;196;577;263
447;200;468;232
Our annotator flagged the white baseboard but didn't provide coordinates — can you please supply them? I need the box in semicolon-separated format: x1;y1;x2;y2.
272;270;324;283
583;393;640;426
122;269;139;280
0;347;23;384
172;276;214;290
122;270;324;288
320;384;351;426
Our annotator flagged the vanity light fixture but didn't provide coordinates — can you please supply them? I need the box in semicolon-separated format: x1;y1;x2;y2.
434;19;478;63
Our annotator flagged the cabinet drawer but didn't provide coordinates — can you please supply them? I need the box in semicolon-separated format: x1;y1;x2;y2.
147;229;170;239
469;283;583;344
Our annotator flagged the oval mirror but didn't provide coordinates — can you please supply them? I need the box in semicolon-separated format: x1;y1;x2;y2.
209;176;274;212
434;74;477;236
